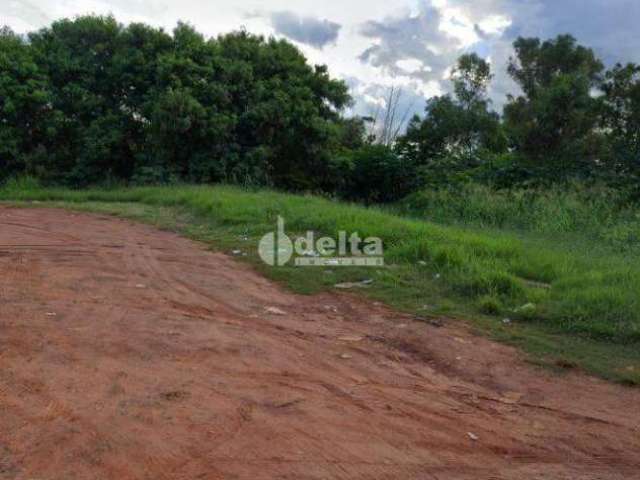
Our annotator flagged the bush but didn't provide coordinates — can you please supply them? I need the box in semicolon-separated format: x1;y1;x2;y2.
3;175;41;191
337;145;420;204
478;295;503;315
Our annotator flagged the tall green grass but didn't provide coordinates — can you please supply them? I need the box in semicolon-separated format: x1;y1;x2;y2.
2;179;639;383
398;183;640;251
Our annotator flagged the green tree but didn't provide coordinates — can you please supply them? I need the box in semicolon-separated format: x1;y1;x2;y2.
28;16;129;184
143;23;234;183
0;27;55;180
9;16;350;189
453;52;492;109
504;35;604;181
338;144;418;204
215;32;350;189
601;63;640;188
397;53;505;186
334;116;367;151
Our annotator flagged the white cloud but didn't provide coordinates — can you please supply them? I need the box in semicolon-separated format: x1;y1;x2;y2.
477;14;511;35
2;15;36;32
437;6;479;47
396;58;426;73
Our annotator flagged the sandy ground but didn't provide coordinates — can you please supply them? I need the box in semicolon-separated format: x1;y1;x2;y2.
0;207;639;480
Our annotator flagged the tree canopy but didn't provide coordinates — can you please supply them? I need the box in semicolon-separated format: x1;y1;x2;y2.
2;17;640;200
1;16;350;188
397;54;506;186
503;35;604;180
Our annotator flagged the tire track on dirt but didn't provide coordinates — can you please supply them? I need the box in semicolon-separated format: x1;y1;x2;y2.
0;207;639;480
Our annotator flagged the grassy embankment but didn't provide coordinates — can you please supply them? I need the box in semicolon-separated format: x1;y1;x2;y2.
1;179;639;385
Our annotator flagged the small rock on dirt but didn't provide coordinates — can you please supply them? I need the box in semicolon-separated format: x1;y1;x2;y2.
501;392;523;404
265;306;287;316
338;335;364;342
514;303;536;314
334;279;373;289
467;432;479;441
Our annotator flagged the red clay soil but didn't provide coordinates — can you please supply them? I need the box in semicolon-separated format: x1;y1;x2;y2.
0;207;639;480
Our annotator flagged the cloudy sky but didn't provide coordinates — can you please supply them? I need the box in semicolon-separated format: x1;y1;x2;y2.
3;0;640;119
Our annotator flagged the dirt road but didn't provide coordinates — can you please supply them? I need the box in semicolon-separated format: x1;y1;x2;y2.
0;207;638;479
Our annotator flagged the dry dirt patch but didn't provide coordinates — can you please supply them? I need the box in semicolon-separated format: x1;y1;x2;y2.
0;207;639;479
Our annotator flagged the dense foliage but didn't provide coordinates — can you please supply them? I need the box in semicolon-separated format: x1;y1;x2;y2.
2;16;640;201
394;35;640;196
0;17;349;188
503;35;604;183
397;53;507;188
